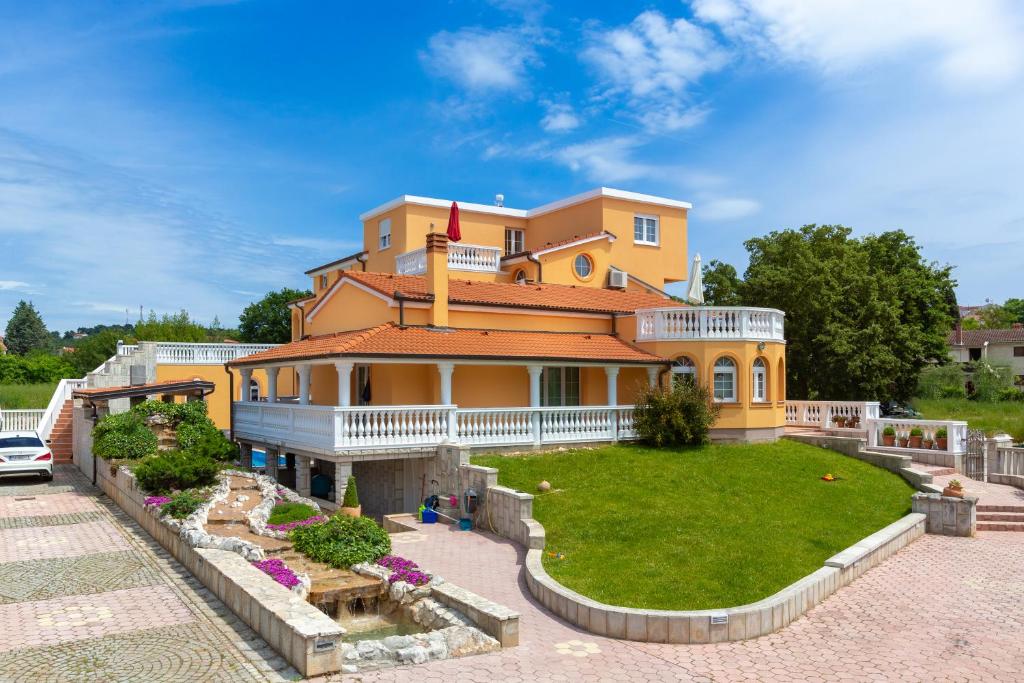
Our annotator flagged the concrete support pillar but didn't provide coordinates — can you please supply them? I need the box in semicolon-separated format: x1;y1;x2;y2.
297;365;312;405
528;365;543;446
239;368;253;401
296;455;312;497
438;362;455;405
986;433;1014;481
647;366;659;388
605;366;620;406
238;442;253;469
266;367;279;402
334;459;353;505
335;361;354;407
265;446;280;481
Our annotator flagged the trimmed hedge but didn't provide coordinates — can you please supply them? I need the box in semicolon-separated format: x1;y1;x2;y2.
133;450;220;494
92;412;158;460
290;515;391;568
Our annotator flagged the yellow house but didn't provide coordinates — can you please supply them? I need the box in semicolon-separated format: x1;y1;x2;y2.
225;187;788;515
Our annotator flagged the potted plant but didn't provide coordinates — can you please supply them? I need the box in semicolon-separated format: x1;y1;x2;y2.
922;432;934;450
832;414;847;428
882;425;897;446
935;427;948;450
339;475;361;517
847;415;860;429
908;427;923;449
943;479;964;498
898;431;909;448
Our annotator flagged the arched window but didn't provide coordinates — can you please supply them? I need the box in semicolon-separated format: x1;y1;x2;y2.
248;379;261;402
752;358;767;402
713;357;737;402
671;356;697;386
513;268;527;284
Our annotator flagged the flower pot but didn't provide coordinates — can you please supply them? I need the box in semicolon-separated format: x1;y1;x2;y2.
942;486;964;498
882;435;896;446
339;505;361;518
898;438;909;448
833;417;847;428
922;440;934;450
936;438;948;450
909;436;922;449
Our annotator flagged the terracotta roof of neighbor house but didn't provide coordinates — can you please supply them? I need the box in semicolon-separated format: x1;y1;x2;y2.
73;378;216;400
336;271;670;314
949;327;1024;346
228;323;666;366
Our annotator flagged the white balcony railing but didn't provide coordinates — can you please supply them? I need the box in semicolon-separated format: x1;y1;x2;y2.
866;418;968;456
785;401;880;428
155;343;278;365
37;378;87;442
994;447;1024;477
234;402;638;453
395;243;503;276
0;409;47;432
636;306;785;342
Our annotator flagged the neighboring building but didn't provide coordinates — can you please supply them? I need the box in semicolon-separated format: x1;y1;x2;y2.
958;305;984;322
948;324;1024;386
224;187;789;515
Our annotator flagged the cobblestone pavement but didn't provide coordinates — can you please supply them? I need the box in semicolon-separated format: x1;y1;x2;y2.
340;522;1024;682
0;466;299;682
930;472;1024;507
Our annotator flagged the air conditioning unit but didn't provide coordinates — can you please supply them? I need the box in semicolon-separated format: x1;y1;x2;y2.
608;269;628;289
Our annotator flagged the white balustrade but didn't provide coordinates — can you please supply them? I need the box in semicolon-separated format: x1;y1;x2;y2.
155;342;278;365
994;447;1024;477
456;408;535;446
538;407;616;443
394;243;502;276
35;378;88;442
0;409;47;432
339;405;455;449
636;306;785;342
785;400;880;428
866;418;967;455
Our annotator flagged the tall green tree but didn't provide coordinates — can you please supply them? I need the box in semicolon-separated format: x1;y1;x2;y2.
1003;298;1024;324
701;259;743;306
238;288;311;343
4;301;51;355
134;310;207;342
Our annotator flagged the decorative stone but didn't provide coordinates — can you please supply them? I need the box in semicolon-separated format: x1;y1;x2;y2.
538;480;551;492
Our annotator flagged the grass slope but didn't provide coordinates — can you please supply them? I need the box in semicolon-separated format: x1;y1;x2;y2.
473;441;913;610
913;398;1024;441
0;383;56;409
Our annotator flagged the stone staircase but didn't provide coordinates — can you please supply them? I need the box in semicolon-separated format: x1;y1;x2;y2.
47;400;75;463
976;505;1024;532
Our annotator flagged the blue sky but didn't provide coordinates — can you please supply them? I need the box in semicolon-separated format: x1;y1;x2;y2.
1;0;1022;330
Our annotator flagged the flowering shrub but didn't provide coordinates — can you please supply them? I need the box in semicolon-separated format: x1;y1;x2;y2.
290;515;391;568
252;558;301;589
144;495;172;507
266;515;326;532
376;555;431;586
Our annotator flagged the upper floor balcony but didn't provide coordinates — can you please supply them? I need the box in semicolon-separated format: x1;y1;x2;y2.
636;306;785;343
395;242;502;275
115;341;280;365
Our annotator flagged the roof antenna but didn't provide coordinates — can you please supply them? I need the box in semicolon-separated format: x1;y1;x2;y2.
495;193;504;208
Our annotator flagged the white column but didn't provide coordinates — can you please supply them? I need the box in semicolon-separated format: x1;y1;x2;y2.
297;365;312;405
335;361;354;407
605;366;620;406
438;362;455;405
266;367;279;402
238;368;252;401
647;366;659;388
528;365;543;446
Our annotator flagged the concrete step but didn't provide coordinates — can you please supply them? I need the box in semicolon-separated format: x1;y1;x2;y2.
977;513;1024;522
977;522;1024;532
977;505;1024;513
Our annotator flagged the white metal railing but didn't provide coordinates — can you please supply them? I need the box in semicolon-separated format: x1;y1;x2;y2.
155;342;278;365
994;447;1024;477
636;307;785;342
0;409;46;432
785;401;880;428
234;402;638;452
394;243;503;276
866;418;968;455
36;378;87;442
116;342;139;356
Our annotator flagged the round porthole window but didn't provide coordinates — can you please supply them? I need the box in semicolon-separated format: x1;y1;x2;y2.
574;253;594;279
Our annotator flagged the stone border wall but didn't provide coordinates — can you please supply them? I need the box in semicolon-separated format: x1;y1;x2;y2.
912;493;977;536
87;455;345;677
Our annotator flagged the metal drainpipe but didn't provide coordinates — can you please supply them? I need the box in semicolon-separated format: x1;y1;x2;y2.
394;291;407;327
527;253;543;282
610;313;618;336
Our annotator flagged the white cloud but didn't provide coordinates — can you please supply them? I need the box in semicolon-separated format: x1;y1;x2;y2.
698;197;761;221
692;0;1024;89
420;27;540;92
270;236;362;252
0;281;30;291
540;101;581;132
553;136;662;183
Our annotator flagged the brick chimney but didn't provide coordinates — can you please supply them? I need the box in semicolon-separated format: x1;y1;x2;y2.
425;232;449;327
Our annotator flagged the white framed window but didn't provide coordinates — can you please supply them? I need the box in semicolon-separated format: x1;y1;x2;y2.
752;358;767;403
672;357;696;387
713;357;736;402
513;268;528;284
378;218;392;250
573;253;594;279
541;367;580;406
505;228;525;255
319;274;328;290
248;379;261;402
633;214;659;245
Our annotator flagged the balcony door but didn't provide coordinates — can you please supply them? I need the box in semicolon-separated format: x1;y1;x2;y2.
541;367;580;406
356;364;371;405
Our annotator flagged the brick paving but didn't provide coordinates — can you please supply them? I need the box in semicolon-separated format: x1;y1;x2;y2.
930;471;1024;507
0;466;297;682
344;521;1024;682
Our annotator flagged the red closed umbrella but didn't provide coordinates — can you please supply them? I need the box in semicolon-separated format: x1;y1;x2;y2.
446;201;461;242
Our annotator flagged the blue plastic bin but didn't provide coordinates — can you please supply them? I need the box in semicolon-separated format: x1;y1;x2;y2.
421;508;438;524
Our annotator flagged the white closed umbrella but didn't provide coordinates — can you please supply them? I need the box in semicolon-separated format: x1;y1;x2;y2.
686;252;705;305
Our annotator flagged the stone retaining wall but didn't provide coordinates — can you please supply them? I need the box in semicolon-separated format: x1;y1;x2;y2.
87;456;345;677
912;492;977;536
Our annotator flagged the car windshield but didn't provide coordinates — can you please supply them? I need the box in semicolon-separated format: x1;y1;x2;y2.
0;436;44;449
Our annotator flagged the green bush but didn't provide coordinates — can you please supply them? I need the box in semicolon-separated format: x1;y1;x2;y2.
0;352;77;385
178;424;237;461
267;502;319;525
161;490;209;520
998;388;1024;402
133;450;220;494
915;364;965;400
341;475;360;508
290;515;391;568
633;381;720;448
92;412;158;460
971;360;1013;402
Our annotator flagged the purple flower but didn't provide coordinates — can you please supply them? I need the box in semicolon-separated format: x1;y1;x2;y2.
144;496;172;507
266;515;326;532
376;555;431;586
252;558;301;588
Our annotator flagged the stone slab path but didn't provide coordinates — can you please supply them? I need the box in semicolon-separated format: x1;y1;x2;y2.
334;520;1024;682
0;466;299;682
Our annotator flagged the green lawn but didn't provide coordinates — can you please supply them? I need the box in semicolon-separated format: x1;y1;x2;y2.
913;398;1024;441
472;441;913;610
0;383;56;409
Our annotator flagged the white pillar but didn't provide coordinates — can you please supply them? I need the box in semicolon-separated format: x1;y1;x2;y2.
266;367;279;402
605;366;620;406
335;361;354;407
528;365;543;446
647;366;659;388
438;362;455;405
238;368;252;401
297;365;312;405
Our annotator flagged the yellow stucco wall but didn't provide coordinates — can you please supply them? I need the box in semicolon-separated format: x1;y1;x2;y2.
155;365;295;429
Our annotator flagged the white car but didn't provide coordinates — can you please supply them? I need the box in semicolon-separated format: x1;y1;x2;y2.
0;431;53;481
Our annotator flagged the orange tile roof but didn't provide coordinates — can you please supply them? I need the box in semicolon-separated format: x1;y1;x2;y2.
73;378;215;399
339;271;670;314
229;323;665;366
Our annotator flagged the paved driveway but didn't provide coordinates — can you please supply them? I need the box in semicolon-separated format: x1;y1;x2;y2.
344;521;1024;682
0;466;298;682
